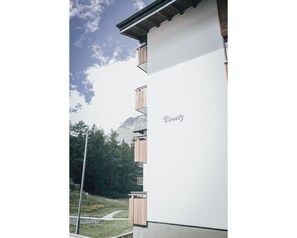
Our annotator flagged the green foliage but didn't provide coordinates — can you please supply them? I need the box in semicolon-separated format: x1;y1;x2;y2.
69;220;132;238
69;191;128;217
70;121;142;198
69;178;76;190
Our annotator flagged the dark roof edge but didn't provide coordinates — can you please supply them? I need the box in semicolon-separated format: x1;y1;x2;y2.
116;0;174;31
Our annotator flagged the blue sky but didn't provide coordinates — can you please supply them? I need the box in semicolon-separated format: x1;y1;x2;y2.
70;0;153;105
70;0;154;131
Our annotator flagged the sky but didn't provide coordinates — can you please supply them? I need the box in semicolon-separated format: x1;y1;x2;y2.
70;0;154;132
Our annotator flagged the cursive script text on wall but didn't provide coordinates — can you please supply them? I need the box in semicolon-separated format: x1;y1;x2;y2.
163;114;184;123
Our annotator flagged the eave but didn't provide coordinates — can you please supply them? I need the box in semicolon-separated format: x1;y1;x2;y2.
116;0;203;43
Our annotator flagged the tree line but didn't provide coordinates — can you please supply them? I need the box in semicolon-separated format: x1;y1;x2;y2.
70;121;142;198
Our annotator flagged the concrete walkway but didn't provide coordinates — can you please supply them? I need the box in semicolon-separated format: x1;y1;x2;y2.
70;210;127;225
101;210;127;221
69;233;90;238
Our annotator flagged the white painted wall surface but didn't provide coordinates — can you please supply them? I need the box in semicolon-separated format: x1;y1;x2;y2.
145;48;227;229
148;0;223;75
143;0;227;230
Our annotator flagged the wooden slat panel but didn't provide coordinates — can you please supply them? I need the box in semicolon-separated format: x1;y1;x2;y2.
225;62;228;80
134;139;147;163
135;89;147;111
135;90;141;110
139;91;144;109
138;46;147;65
135;91;138;110
133;198;147;225
138;48;140;65
128;198;134;224
134;139;140;162
143;46;147;64
143;89;146;107
139;140;147;163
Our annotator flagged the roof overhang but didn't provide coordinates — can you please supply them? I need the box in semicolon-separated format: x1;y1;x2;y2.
116;0;203;43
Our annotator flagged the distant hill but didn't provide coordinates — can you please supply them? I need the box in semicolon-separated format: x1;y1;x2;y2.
116;115;147;145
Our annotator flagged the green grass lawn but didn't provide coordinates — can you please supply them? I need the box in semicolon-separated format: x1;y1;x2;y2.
70;191;129;218
113;210;129;218
70;191;132;237
69;220;132;238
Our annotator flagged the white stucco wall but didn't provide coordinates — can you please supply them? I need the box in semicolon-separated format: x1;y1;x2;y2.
147;0;223;75
145;48;227;230
144;0;227;230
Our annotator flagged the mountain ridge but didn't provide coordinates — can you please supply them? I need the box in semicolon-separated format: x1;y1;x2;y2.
116;115;147;145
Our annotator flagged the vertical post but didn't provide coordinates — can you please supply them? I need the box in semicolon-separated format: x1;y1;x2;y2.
75;128;89;234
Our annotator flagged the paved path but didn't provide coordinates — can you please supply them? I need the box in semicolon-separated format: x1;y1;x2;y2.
101;210;127;220
70;210;127;225
69;233;90;238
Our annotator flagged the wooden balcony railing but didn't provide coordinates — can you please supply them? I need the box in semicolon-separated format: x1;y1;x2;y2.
135;86;147;114
225;62;228;79
137;45;147;72
134;138;147;163
138;45;147;65
129;192;147;226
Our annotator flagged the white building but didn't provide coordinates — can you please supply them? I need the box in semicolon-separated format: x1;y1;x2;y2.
117;0;227;237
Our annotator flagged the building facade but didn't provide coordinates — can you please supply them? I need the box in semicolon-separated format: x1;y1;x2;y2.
117;0;227;237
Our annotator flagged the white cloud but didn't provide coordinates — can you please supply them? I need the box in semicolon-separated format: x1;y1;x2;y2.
132;0;146;11
70;56;147;133
109;46;122;65
91;43;124;66
69;90;86;113
91;44;109;65
70;0;114;46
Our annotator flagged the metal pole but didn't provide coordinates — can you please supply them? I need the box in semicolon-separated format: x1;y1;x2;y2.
75;128;89;234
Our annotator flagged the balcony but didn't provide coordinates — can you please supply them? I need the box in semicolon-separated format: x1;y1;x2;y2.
129;192;147;226
137;45;147;72
135;86;147;115
133;127;147;136
134;138;147;163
